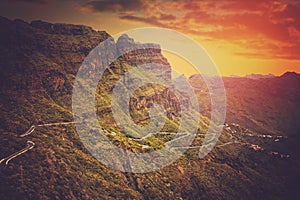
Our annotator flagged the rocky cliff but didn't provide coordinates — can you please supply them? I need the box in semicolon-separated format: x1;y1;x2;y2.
0;16;181;126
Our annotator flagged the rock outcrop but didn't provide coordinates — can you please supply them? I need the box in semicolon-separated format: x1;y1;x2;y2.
0;16;183;129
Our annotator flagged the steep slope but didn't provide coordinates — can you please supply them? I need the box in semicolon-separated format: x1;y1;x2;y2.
189;73;300;136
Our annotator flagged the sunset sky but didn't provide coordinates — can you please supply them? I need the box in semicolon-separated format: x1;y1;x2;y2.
1;0;300;77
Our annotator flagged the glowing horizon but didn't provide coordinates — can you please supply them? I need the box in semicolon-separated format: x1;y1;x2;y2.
1;0;299;77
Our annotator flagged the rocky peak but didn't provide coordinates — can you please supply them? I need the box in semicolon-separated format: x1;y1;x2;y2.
114;34;171;81
116;34;135;53
280;71;300;79
116;34;161;55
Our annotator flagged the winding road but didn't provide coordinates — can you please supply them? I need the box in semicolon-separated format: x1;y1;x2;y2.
1;121;76;165
20;121;76;137
20;125;36;137
1;121;289;165
0;141;35;165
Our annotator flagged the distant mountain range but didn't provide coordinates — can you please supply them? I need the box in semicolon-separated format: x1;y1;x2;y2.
226;73;275;79
204;72;299;79
0;17;299;199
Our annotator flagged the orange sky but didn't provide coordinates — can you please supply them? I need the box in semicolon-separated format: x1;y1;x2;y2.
1;0;300;77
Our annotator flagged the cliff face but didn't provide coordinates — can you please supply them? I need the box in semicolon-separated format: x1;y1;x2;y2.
116;34;171;80
78;32;181;125
0;16;179;122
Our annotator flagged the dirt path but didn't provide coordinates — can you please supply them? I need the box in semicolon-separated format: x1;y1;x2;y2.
20;121;76;137
0;141;35;165
1;121;75;165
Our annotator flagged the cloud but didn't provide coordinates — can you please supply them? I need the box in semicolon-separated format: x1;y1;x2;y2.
120;14;165;26
120;12;176;27
78;0;300;60
81;0;145;12
159;13;176;21
9;0;49;4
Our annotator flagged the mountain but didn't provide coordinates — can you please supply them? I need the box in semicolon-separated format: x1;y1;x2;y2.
244;73;275;79
225;73;275;79
189;73;300;136
0;17;299;199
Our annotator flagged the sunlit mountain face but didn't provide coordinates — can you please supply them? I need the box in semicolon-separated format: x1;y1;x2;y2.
0;1;300;200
